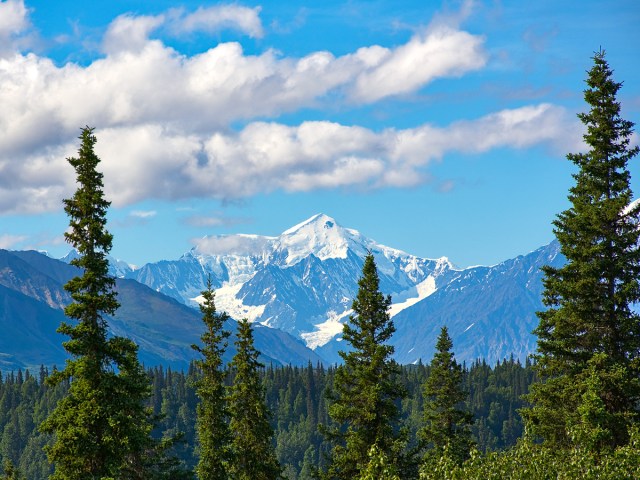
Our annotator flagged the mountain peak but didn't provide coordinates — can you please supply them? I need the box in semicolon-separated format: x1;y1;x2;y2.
281;213;339;235
278;213;359;266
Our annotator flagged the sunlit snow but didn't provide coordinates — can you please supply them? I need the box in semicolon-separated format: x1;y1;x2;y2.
300;309;352;349
192;282;266;323
388;275;437;317
279;213;359;266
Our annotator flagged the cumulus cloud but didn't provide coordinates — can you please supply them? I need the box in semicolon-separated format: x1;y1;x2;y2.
0;0;28;35
0;103;577;214
50;104;572;208
0;12;488;149
130;210;157;218
192;234;273;256
174;5;264;38
102;5;264;55
0;233;28;249
103;14;165;55
0;4;579;215
351;25;487;102
0;141;75;214
0;0;31;56
184;214;249;228
389;103;577;166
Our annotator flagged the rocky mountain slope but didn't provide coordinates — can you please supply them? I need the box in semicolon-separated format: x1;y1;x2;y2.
123;214;563;364
2;213;568;368
0;249;322;370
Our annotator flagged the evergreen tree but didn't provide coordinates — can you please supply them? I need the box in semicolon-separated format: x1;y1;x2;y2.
227;319;281;480
419;327;473;464
1;459;23;480
356;444;401;480
192;278;231;480
323;253;407;479
40;127;153;479
524;50;640;448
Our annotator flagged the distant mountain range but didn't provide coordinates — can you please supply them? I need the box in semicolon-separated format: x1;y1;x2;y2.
0;249;322;371
1;213;565;370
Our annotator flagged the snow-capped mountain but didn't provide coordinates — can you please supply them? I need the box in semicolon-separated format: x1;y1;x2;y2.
60;249;135;278
127;215;456;354
0;249;322;370
54;213;565;365
126;213;556;364
391;240;563;365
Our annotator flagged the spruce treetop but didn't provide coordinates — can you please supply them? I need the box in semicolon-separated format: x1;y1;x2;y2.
324;253;407;479
525;50;640;449
41;127;154;479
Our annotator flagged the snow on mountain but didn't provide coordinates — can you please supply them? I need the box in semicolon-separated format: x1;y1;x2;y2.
127;214;455;358
23;214;569;366
301;309;352;350
391;240;564;365
121;213;565;365
388;275;437;317
60;249;136;278
277;213;365;265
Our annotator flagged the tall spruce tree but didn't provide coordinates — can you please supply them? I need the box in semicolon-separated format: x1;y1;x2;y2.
323;253;407;479
1;459;23;480
419;327;473;464
40;127;153;479
192;278;231;480
524;50;640;449
227;319;281;480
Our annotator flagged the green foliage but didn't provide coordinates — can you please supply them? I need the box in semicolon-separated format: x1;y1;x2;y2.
420;327;473;464
39;127;155;479
419;427;640;480
524;51;640;448
0;358;536;479
228;320;282;480
323;254;407;479
192;278;231;480
356;444;401;480
1;459;24;480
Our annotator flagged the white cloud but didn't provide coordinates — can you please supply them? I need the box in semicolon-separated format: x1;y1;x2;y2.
0;5;579;215
0;0;28;35
175;5;264;39
0;141;75;214
130;210;157;218
102;5;264;56
351;25;487;103
0;13;488;148
184;214;248;228
192;234;273;256
0;233;27;249
102;14;165;55
79;105;574;206
389;103;576;166
0;85;577;215
0;0;30;56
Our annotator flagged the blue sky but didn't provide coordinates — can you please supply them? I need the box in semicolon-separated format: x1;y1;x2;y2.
0;0;638;268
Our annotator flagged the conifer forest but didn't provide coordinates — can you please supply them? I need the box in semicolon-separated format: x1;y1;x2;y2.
2;51;640;479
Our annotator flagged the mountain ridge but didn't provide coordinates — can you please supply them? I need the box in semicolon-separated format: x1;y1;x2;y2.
99;213;563;365
0;249;323;371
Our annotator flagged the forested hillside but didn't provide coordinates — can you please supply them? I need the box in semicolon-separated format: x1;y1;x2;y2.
0;359;532;479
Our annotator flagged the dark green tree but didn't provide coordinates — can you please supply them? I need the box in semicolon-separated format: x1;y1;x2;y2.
323;253;407;479
1;459;24;480
40;127;154;479
192;278;231;480
227;319;281;480
524;50;640;449
419;327;473;464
